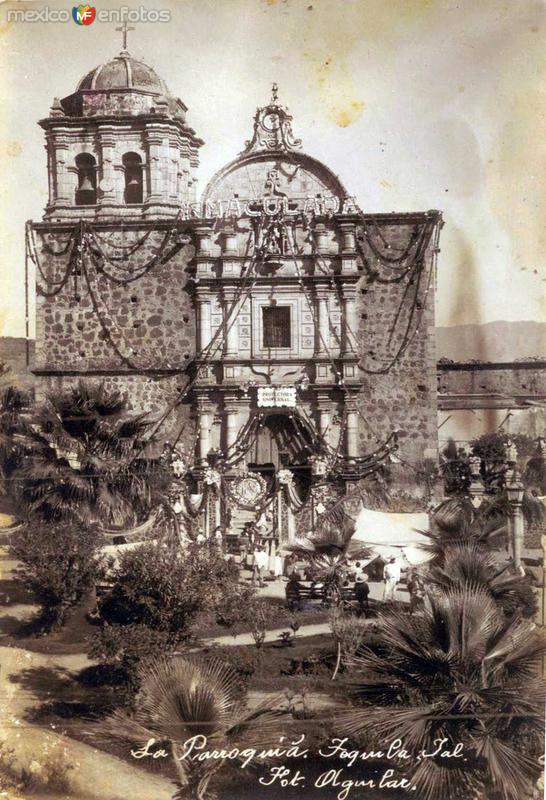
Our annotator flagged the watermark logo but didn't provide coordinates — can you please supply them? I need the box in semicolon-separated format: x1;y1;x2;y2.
72;4;96;24
6;5;170;24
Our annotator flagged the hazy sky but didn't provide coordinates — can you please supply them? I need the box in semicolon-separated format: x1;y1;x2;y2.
0;0;545;338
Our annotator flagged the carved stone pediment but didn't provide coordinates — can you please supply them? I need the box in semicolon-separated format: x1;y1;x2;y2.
243;84;302;155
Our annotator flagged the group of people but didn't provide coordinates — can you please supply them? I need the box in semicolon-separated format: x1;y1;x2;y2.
285;555;426;615
207;521;426;613
238;525;284;587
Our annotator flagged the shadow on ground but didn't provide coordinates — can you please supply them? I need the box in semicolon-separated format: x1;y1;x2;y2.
9;663;123;724
0;578;35;606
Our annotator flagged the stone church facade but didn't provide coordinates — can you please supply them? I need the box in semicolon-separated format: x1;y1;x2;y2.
30;49;442;540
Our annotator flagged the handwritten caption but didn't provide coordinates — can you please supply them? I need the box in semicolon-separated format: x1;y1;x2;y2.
131;735;465;799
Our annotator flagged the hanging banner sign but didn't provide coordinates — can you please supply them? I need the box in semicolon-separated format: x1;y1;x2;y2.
257;386;297;408
178;195;360;221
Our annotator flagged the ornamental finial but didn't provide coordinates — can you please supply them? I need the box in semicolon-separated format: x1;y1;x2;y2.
242;85;302;155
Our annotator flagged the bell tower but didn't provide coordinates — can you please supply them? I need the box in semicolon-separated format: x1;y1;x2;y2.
30;45;203;449
40;44;203;221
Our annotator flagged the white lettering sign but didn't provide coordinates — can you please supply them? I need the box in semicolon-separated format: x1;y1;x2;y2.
178;195;358;221
257;386;297;408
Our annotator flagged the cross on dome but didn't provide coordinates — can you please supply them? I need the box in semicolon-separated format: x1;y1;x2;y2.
116;20;135;53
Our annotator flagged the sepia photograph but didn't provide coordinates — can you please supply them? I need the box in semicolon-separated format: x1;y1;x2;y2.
0;1;545;798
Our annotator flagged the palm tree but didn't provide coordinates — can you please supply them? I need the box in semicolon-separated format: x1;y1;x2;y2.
425;494;543;559
0;386;31;490
338;585;545;800
424;542;538;618
95;656;286;800
284;508;369;607
10;381;169;528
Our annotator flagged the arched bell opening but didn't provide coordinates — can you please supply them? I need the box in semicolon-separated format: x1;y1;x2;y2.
122;152;144;204
75;153;97;206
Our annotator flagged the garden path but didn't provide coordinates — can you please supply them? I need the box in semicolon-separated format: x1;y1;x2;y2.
0;644;174;800
0;517;174;800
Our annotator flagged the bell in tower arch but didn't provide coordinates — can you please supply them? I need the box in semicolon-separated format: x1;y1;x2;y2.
75;153;97;206
123;152;144;204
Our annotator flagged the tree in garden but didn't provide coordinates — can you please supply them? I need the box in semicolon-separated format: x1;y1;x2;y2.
284;508;369;607
522;440;546;496
339;585;545;800
0;386;31;490
244;598;278;649
439;438;471;496
98;540;247;637
440;432;544;503
87;623;178;692
8;381;170;527
470;431;537;493
214;576;256;631
329;609;369;680
423;541;538;618
10;521;104;631
96;656;286;800
91;541;254;686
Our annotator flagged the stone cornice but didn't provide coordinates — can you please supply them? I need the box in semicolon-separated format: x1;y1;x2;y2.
39;114;204;148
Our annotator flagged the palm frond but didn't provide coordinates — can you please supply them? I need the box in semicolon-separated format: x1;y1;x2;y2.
473;733;542;800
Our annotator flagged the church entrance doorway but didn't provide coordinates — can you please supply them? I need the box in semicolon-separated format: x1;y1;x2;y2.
224;411;313;561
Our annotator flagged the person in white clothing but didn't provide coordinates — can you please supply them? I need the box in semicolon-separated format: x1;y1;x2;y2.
252;545;269;587
382;557;401;602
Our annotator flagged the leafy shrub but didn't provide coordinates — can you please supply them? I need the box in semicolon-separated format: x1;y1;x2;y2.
87;623;177;691
201;646;261;694
243;597;278;648
330;610;369;659
0;737;74;796
213;577;256;629
91;541;253;688
10;521;104;631
282;655;321;676
98;540;242;639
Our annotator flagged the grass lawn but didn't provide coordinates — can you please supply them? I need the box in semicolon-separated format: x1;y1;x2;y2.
0;588;99;655
193;597;329;640
198;632;338;693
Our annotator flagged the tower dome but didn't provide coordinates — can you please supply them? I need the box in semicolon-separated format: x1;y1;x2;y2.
77;52;169;95
57;49;190;120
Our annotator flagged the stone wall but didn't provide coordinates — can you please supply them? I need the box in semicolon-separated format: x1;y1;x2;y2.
438;361;546;399
33;220;197;447
355;214;440;468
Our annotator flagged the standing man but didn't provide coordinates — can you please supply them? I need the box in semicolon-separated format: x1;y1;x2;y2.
213;526;223;549
383;557;401;603
407;569;425;614
238;528;249;565
252;543;268;588
355;573;370;617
